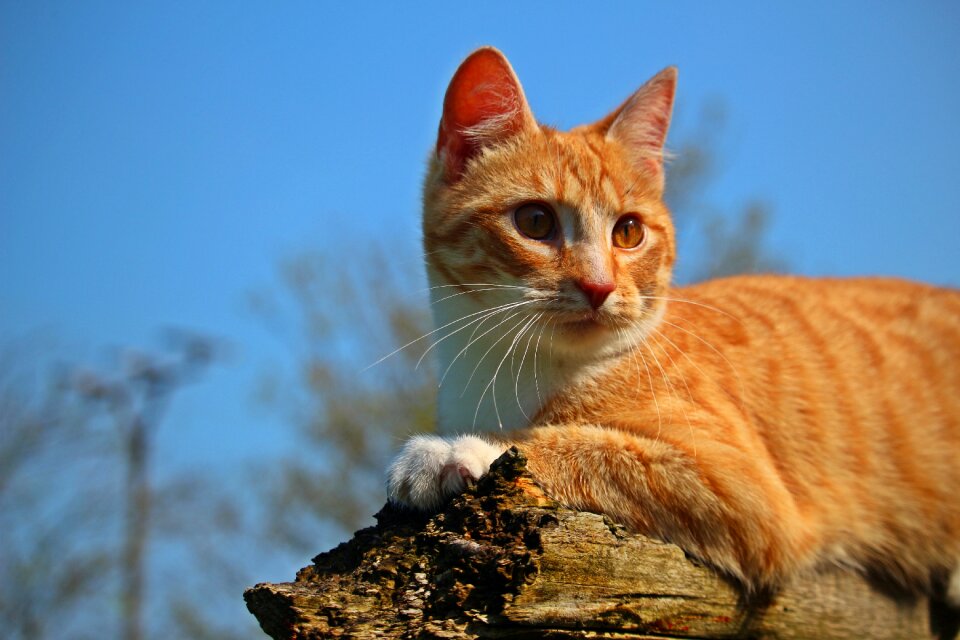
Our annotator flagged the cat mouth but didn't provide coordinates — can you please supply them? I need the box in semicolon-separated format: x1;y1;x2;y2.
556;311;620;333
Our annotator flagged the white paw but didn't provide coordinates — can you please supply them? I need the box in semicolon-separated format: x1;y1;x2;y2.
386;434;504;510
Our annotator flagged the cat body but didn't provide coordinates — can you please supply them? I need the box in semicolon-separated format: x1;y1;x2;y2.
387;47;960;602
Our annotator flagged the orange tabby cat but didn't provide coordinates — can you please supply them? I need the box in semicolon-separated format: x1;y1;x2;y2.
386;47;960;603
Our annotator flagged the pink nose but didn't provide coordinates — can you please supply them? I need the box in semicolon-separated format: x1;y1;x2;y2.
576;280;615;310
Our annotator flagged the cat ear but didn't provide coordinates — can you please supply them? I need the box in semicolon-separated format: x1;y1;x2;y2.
437;47;536;181
605;67;677;190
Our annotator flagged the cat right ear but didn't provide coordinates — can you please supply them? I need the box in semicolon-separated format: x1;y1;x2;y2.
437;47;535;182
604;67;677;191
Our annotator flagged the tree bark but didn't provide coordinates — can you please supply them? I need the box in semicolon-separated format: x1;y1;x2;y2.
245;449;956;639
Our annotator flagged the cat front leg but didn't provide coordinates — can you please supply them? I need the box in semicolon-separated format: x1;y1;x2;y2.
386;434;505;510
515;423;810;588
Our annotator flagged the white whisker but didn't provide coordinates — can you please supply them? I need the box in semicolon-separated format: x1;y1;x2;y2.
646;331;697;456
514;312;545;421
639;295;743;324
362;299;527;372
620;327;663;439
533;315;556;409
431;287;525;306
468;312;535;426
649;328;696;404
438;301;541;388
659;317;745;407
486;311;543;428
418;299;536;371
461;310;535;397
423;282;538;294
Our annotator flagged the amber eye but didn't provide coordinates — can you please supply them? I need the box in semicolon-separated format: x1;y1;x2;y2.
612;215;645;249
513;202;557;241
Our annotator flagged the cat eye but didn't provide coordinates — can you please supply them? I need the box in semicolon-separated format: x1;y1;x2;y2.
612;215;645;249
513;202;557;241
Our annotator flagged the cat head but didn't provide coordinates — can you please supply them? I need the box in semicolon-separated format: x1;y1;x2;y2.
423;47;677;359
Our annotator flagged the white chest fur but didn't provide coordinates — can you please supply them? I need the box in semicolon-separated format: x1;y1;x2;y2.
429;287;564;435
424;268;656;434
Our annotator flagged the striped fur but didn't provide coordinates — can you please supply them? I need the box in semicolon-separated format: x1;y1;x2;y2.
388;47;960;600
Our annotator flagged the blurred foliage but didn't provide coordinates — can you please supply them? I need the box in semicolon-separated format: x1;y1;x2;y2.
0;347;115;639
666;101;787;283
250;251;436;544
693;203;786;281
253;103;787;557
0;334;258;639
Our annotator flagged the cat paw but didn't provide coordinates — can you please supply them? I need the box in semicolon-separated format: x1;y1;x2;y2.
386;434;504;510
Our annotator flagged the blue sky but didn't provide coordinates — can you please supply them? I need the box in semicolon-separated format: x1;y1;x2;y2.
2;2;959;490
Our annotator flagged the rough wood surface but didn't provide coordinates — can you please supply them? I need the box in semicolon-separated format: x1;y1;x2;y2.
245;449;954;639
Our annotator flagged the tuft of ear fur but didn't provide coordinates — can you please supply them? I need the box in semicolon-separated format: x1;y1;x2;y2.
604;67;677;191
437;47;535;181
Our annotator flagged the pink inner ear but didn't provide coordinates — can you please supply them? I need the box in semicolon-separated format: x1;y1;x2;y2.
437;48;528;180
607;67;677;184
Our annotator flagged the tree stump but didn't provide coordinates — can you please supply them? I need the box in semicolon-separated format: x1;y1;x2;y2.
245;449;956;639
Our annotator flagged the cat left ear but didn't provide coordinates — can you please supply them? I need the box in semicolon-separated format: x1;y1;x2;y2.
437;47;536;182
605;67;677;191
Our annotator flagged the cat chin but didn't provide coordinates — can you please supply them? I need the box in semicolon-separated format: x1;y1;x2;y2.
549;301;664;356
551;318;651;362
553;320;617;350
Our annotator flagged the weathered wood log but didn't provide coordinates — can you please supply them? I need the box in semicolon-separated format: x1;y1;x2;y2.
245;449;957;639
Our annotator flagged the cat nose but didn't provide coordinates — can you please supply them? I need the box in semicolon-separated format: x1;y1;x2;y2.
576;280;615;310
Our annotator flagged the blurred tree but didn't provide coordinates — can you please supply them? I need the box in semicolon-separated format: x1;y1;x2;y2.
70;332;217;640
0;333;256;640
665;101;786;283
250;252;435;546
0;346;114;640
253;105;787;558
692;202;785;281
